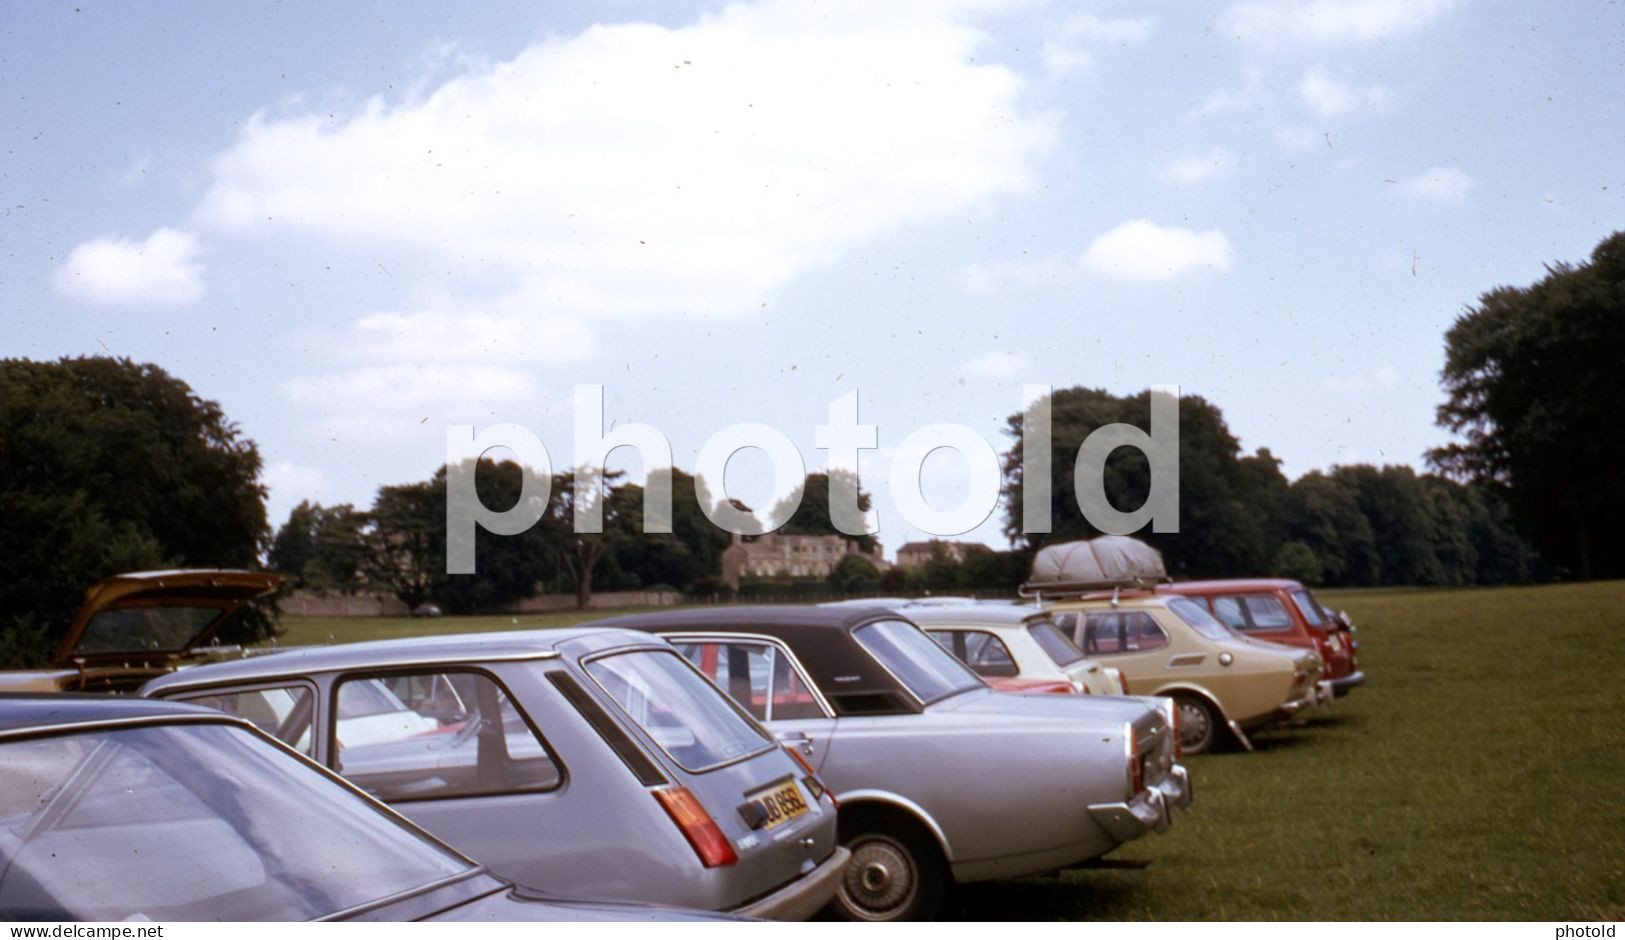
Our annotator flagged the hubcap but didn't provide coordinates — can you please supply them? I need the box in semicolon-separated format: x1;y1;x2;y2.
839;836;918;919
1177;701;1212;750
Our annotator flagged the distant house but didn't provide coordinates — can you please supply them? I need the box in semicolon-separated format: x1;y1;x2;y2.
720;532;887;589
895;539;972;571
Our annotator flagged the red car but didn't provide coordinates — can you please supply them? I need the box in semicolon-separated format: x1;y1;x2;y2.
1157;579;1365;697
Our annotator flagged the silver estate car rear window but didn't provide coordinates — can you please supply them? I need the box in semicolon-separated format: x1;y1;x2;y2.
585;649;773;773
853;619;984;705
0;722;472;921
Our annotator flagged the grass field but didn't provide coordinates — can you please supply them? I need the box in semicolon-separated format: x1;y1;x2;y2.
275;582;1625;920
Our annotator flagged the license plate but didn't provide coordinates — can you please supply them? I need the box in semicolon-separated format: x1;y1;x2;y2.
746;778;809;829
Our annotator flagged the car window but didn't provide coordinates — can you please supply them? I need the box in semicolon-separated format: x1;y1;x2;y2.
1168;598;1236;641
586;649;773;772
1027;620;1087;667
924;629;1019;678
1292;589;1330;626
852;619;984;704
0;722;471;921
672;640;825;721
332;671;561;801
1211;596;1249;629
1241;594;1293;629
74;605;219;655
1081;610;1171;654
171;684;317;755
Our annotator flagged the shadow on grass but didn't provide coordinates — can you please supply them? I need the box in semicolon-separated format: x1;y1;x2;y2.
954;870;1153;921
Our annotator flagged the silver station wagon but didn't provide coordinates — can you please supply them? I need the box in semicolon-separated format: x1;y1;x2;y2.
588;606;1194;921
140;628;847;919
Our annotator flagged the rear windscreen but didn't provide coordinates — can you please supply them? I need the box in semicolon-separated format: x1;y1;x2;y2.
1027;620;1087;666
585;649;772;773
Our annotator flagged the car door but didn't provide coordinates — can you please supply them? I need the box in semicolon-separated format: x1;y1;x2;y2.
1065;609;1187;690
666;634;838;773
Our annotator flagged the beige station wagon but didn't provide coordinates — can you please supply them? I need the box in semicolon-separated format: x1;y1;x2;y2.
1024;537;1328;754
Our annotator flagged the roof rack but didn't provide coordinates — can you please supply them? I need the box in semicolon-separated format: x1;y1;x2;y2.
1017;536;1170;600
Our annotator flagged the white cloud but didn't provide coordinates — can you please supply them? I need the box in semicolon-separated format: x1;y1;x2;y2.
1081;220;1235;281
194;1;1056;325
281;364;555;444
264;460;329;505
1276;125;1321;150
1298;67;1389;117
1223;0;1465;45
958;254;1068;293
1402;165;1473;200
960;351;1033;377
1188;68;1264;118
1155;147;1237;184
53;228;204;305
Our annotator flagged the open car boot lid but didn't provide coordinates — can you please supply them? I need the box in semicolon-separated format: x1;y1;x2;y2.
53;569;283;669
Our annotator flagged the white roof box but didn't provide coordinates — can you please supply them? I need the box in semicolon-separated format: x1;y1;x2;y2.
1021;536;1167;596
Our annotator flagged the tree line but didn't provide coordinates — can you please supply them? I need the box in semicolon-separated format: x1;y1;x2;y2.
3;230;1621;666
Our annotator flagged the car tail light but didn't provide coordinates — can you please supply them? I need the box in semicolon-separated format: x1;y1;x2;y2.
653;786;738;868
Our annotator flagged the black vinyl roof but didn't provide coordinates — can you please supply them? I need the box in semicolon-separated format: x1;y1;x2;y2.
582;606;923;714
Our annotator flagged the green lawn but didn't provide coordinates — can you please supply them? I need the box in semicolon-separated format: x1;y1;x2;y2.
274;582;1625;920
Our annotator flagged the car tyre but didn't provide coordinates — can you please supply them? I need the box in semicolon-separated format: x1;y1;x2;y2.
831;816;948;921
1174;693;1222;755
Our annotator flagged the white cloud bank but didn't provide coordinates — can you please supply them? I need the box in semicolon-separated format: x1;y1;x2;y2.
1081;221;1236;281
1403;165;1474;200
1223;0;1465;45
195;1;1056;325
960;351;1033;377
53;228;204;305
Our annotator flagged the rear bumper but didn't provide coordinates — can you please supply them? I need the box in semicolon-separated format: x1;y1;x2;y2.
1329;670;1366;696
733;846;850;921
1281;679;1334;715
1087;764;1192;843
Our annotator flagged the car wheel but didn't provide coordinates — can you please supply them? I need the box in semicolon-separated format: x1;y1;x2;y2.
833;827;947;921
1174;694;1221;755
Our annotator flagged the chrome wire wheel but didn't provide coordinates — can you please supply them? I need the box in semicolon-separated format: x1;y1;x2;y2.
838;834;919;920
1176;696;1218;754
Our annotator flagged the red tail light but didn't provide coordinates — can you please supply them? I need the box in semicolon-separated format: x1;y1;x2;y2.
653;786;738;868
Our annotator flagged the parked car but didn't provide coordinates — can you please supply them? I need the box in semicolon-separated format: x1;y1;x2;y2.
0;695;733;921
0;570;282;694
586;605;1192;921
1024;537;1330;754
141;628;847;919
1157;579;1364;696
901;603;1126;696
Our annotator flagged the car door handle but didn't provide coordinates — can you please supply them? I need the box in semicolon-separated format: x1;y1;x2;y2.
774;731;815;756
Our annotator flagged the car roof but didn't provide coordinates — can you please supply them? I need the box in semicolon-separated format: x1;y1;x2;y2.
582;606;921;710
141;626;662;695
900;604;1048;628
1159;578;1306;594
0;693;228;735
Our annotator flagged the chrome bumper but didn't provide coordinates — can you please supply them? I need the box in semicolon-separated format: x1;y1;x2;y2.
734;846;850;921
1087;764;1193;843
1282;679;1334;714
1329;670;1367;695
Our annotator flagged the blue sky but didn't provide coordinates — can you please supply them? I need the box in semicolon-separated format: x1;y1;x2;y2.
4;0;1622;555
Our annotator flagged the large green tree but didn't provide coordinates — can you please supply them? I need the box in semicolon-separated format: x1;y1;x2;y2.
768;470;877;552
0;357;270;666
1432;231;1625;578
1001;387;1287;577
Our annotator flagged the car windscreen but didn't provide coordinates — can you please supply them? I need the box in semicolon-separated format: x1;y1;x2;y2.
1027;619;1087;666
0;722;472;921
584;649;773;773
1167;597;1237;641
1291;589;1330;626
852;619;985;704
